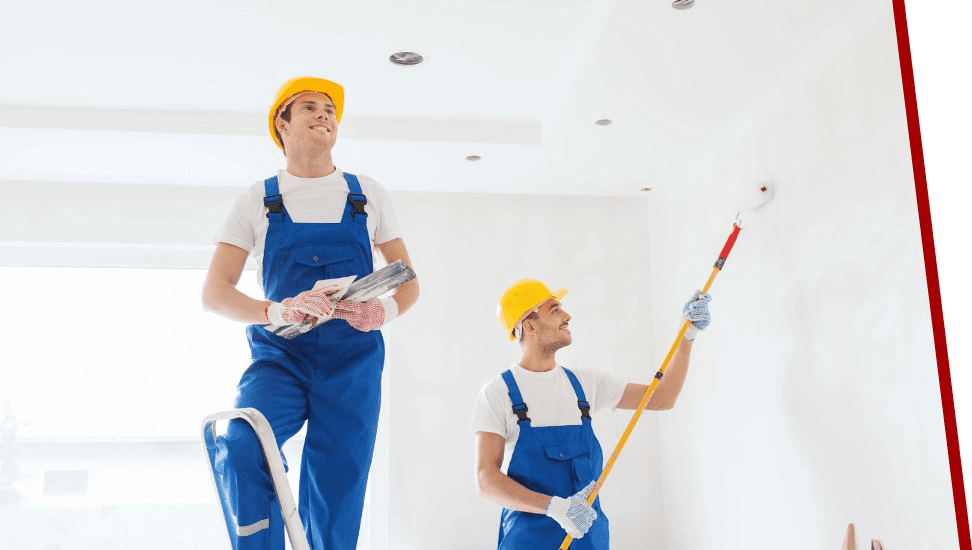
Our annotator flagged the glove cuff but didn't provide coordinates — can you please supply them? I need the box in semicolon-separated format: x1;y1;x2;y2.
266;302;287;326
380;297;399;325
684;323;700;341
545;495;569;519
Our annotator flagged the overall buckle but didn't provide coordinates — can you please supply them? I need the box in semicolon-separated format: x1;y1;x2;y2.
264;194;285;217
577;399;591;420
348;193;367;219
511;402;531;423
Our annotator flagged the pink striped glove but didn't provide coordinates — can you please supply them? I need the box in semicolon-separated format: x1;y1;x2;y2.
331;298;396;332
266;287;335;325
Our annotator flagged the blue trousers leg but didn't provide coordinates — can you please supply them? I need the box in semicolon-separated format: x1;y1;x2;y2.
215;360;309;550
300;330;384;550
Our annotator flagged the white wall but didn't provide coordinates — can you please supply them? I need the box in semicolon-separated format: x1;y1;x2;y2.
0;180;244;268
642;8;957;550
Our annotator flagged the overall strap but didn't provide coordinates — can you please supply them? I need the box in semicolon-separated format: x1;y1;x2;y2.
263;176;286;224
561;368;592;422
500;370;531;425
342;172;368;225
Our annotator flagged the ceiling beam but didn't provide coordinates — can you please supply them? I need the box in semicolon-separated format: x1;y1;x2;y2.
0;105;541;144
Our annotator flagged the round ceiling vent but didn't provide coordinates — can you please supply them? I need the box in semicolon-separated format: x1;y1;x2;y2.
595;119;613;126
390;52;424;66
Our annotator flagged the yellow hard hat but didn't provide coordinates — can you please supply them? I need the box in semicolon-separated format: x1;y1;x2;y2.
497;278;568;341
268;76;345;149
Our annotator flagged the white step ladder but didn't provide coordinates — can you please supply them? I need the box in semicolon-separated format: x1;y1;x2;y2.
201;408;311;550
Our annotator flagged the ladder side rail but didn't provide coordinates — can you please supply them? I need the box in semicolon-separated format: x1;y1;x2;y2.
200;408;311;550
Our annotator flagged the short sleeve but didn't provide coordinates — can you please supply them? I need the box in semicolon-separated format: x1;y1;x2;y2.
213;188;257;253
469;382;512;438
362;177;402;244
578;367;627;413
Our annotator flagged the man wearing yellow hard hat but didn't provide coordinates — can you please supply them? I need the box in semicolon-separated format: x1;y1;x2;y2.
471;279;711;549
202;77;419;550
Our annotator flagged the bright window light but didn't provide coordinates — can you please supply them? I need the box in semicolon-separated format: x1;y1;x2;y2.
0;266;377;549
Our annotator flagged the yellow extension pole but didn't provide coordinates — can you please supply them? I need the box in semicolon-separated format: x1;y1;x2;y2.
560;223;743;550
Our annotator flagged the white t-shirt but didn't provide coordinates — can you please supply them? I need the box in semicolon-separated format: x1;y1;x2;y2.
470;364;628;472
214;168;402;289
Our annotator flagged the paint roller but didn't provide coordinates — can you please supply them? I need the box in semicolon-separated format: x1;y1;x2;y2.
735;184;774;226
559;183;775;550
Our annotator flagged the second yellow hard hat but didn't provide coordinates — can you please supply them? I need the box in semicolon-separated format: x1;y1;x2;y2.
497;278;568;341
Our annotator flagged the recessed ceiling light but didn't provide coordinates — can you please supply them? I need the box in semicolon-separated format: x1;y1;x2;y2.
595;119;613;126
390;52;424;66
672;0;695;9
466;155;481;161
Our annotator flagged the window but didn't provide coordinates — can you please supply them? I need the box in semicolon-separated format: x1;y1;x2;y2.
0;266;385;549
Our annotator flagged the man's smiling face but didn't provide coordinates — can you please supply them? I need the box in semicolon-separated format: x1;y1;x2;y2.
276;92;338;155
527;299;573;353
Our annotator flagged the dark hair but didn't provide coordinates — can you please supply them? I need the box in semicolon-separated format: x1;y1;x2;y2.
274;105;294;154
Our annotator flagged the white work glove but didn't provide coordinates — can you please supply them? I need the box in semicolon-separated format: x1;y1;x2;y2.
682;290;713;341
331;297;398;332
265;287;336;326
545;481;598;539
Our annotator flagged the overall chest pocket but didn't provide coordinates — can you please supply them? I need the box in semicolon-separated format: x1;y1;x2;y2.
290;244;364;280
544;441;597;489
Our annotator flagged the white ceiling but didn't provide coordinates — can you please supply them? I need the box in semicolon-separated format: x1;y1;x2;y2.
0;0;887;196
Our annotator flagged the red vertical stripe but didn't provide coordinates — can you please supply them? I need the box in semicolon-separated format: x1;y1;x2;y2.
892;1;969;547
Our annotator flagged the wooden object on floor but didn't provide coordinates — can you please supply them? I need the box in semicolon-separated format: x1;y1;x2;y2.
842;523;855;550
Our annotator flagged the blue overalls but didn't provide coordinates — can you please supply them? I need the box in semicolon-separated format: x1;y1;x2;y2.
499;367;610;549
215;173;385;550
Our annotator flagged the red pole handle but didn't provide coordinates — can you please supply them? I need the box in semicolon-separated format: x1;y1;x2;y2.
715;223;742;269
